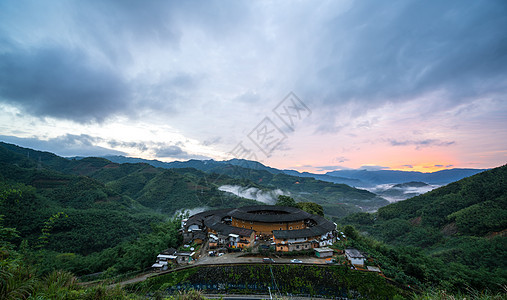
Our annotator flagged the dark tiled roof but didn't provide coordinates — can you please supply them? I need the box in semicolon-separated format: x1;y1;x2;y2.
184;205;334;239
273;215;336;239
229;205;313;223
204;215;254;237
161;247;177;255
345;248;364;258
186;208;231;226
193;231;207;240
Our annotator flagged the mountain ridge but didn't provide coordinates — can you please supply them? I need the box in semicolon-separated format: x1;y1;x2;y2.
101;154;487;186
99;154;488;187
0;142;388;218
325;168;487;185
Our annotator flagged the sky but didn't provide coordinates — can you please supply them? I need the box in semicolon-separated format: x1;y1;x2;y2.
0;0;506;173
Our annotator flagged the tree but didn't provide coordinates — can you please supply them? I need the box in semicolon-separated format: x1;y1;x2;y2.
0;217;36;300
296;202;324;216
276;195;297;207
343;225;359;240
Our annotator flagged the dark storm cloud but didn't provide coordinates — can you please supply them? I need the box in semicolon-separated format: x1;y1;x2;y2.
1;0;505;138
52;134;99;147
359;165;390;171
315;165;347;172
107;140;148;152
0;0;252;124
0;46;129;123
0;134;126;157
389;139;455;148
77;0;182;42
156;145;185;157
310;0;507;121
0;134;214;161
155;145;210;160
78;0;251;42
202;137;222;146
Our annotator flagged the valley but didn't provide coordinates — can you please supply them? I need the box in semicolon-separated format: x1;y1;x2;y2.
0;141;505;299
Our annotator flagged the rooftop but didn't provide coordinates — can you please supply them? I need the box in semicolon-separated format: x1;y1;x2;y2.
229;205;312;223
314;247;334;253
204;215;254;237
273;215;336;238
184;205;335;239
345;248;364;258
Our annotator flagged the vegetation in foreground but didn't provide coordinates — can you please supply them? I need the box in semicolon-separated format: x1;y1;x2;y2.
2;209;506;299
132;264;403;299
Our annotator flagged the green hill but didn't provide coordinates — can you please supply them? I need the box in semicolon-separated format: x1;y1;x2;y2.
376;165;506;235
341;164;506;292
1;141;505;297
0;147;162;255
0;143;223;278
0;141;384;282
94;155;389;217
0;142;263;254
1;141;389;218
180;163;388;217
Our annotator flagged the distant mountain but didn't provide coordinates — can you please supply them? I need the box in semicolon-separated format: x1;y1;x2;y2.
102;156;283;174
100;155;182;169
283;169;363;186
102;155;487;187
6;143;489;219
101;155;491;207
392;181;429;188
102;155;389;217
0;142;266;254
325;168;487;185
1;142;388;219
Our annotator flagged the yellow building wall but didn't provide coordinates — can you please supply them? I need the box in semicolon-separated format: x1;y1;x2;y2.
231;218;305;235
238;231;255;248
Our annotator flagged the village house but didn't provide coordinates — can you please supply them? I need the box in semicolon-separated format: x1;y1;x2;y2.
151;247;197;271
314;247;334;258
345;248;365;266
182;205;337;252
151;248;177;271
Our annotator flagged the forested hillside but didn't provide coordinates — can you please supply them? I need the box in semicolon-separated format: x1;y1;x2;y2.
206;164;388;215
341;164;506;292
0;142;259;278
1;141;505;298
104;154;390;216
2;142;389;218
0;148;161;256
0;141;384;276
0;142;262;215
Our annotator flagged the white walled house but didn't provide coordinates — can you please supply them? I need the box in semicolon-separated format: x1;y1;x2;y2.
345;248;365;266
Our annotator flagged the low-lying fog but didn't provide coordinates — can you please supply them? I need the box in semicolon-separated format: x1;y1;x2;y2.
218;185;287;204
365;183;440;203
174;206;209;217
